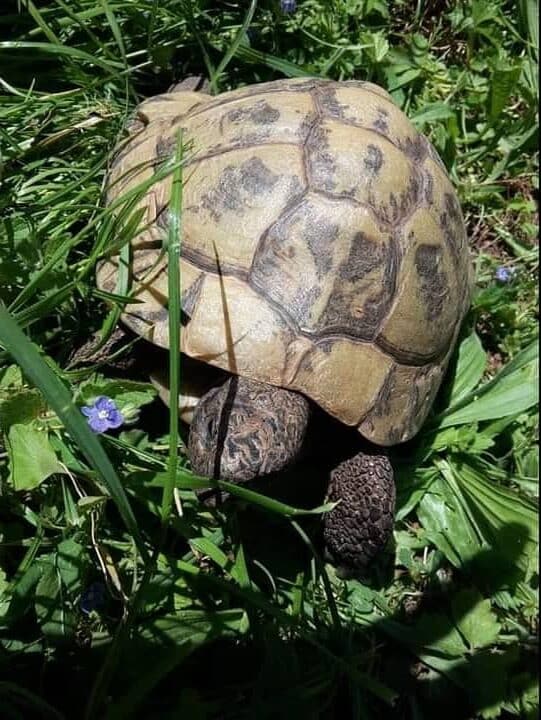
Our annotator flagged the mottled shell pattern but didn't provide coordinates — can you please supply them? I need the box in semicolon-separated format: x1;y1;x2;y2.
98;78;473;446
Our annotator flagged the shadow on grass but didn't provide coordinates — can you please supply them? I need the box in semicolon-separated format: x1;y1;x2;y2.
0;503;536;720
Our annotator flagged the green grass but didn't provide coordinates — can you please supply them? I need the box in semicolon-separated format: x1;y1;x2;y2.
0;1;538;719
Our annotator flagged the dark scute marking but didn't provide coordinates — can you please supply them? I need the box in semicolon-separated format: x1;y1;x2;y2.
225;99;281;126
423;170;434;204
319;232;397;339
364;363;436;441
318;339;334;354
415;243;449;320
316;85;347;119
372;171;421;225
439;191;465;265
373;107;389;133
153;136;176;171
363;144;384;176
297;111;318;141
339;232;383;282
399;134;428;165
304;209;339;277
250;197;338;329
131;248;163;279
306;124;337;192
181;273;204;322
200;156;280;221
155;203;169;230
369;366;395;419
169;114;188;127
128;306;169;329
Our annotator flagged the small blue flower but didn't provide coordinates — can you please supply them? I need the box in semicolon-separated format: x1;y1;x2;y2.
81;396;123;433
495;266;514;283
80;581;106;615
280;0;297;12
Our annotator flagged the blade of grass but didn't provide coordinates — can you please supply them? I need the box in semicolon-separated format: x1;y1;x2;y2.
209;0;258;94
0;302;147;562
98;0;128;66
0;41;125;72
430;337;538;427
161;130;184;524
227;43;316;78
20;0;61;45
181;0;217;92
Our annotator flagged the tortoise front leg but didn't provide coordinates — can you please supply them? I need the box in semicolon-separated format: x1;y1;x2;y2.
323;452;396;577
189;376;310;482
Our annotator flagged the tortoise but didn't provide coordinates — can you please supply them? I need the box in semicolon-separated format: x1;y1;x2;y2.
97;77;472;575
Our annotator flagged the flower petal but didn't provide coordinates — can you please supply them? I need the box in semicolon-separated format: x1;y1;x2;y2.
88;416;110;433
95;395;114;412
106;409;124;429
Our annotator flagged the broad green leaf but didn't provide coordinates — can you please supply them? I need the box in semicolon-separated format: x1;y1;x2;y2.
448;332;487;405
344;581;376;614
489;62;523;120
451;589;501;651
7;424;63;491
372;33;389;63
429;424;494;455
520;0;539;53
414;611;466;657
190;537;235;576
386;66;422;90
0;365;23;388
395;466;438;519
34;558;76;641
0;389;43;430
0;561;43;628
56;539;85;595
412;102;456;128
436;340;538;428
452;459;538;578
417;475;482;566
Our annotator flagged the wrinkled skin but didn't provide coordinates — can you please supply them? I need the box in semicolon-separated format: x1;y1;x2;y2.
189;376;396;574
189;376;310;481
323;451;395;577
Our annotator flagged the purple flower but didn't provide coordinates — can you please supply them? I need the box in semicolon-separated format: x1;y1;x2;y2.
80;581;106;614
81;396;123;433
280;0;297;12
495;266;514;283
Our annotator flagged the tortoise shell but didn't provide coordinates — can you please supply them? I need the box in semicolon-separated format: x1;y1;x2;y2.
97;78;472;446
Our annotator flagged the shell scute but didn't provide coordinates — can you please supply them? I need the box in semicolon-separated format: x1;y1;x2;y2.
250;194;397;341
305;119;422;224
